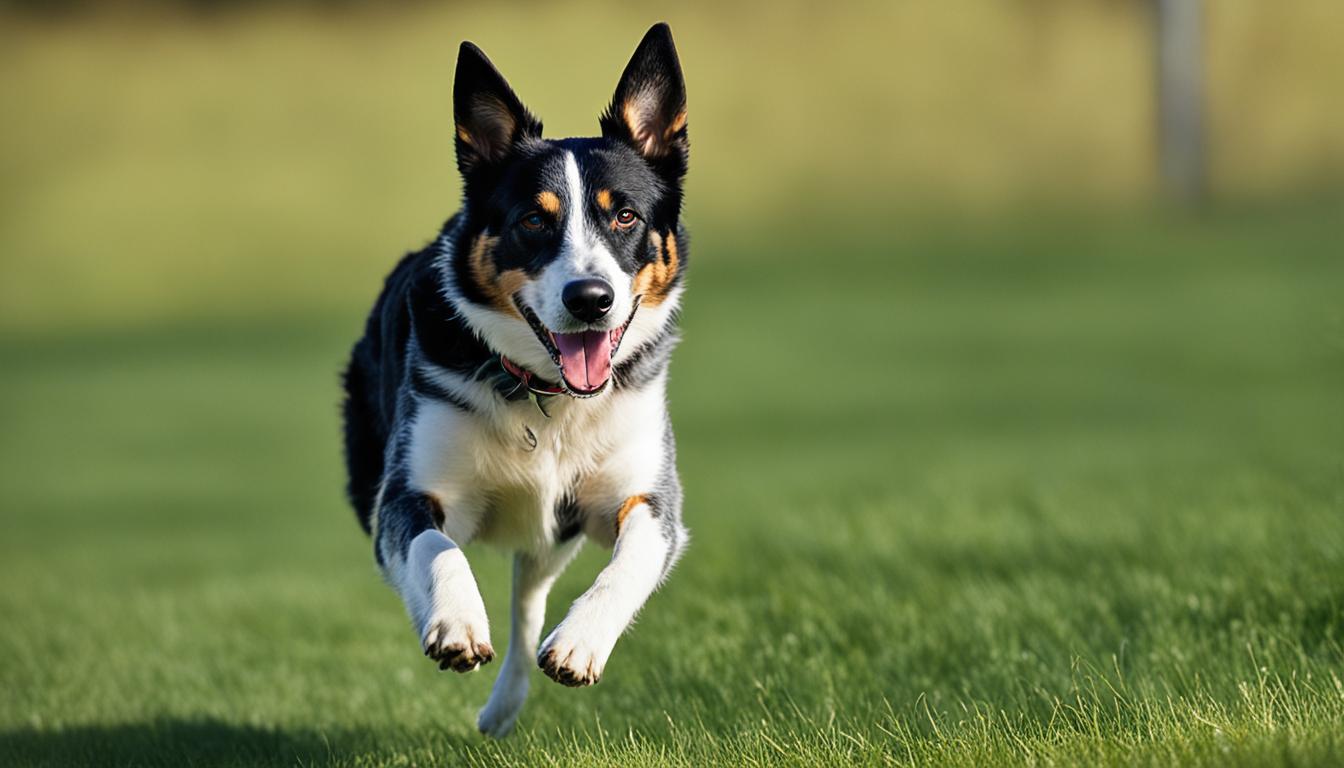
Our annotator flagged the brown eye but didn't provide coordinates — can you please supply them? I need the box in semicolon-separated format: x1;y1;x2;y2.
615;209;639;229
520;212;545;231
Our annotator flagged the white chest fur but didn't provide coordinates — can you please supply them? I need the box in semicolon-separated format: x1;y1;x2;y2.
405;377;668;553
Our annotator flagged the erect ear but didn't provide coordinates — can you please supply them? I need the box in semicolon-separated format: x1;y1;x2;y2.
600;23;688;173
453;42;542;176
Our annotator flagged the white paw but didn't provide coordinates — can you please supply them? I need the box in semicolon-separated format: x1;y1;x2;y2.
406;530;492;673
537;620;612;687
477;674;528;737
422;616;493;672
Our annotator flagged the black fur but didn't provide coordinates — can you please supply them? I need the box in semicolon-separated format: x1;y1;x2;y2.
342;221;497;532
339;25;693;723
343;26;692;539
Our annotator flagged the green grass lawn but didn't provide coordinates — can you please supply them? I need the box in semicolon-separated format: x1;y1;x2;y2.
2;202;1342;766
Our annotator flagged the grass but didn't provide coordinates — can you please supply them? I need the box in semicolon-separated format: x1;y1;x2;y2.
2;201;1344;766
2;3;1344;764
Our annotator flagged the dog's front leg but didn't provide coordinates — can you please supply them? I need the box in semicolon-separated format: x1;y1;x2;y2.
477;541;582;737
375;485;493;672
538;498;686;686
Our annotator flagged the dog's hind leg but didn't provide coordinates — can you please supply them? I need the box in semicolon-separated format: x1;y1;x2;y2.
478;540;582;737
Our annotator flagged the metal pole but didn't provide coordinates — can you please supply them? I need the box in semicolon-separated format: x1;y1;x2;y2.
1155;0;1206;201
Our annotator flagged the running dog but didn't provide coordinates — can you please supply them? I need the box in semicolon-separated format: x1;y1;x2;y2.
341;24;690;737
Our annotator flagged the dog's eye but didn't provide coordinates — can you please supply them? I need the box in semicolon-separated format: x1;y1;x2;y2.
614;209;639;229
520;212;546;231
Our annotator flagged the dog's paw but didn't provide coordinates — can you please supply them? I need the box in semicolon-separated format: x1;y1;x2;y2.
537;624;608;687
477;684;526;738
476;701;521;738
422;619;493;673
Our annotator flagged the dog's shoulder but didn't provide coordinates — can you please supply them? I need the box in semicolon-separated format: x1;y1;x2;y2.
349;217;493;425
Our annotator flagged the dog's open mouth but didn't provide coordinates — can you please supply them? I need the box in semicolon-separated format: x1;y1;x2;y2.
514;297;640;397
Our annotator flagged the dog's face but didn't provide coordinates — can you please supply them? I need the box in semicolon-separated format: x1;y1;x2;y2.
444;24;688;397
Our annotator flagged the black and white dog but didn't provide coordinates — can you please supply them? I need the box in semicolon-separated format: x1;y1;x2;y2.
341;24;690;737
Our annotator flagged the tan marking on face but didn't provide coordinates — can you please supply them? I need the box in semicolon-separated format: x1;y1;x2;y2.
467;234;525;317
615;494;649;533
595;189;613;211
537;191;561;215
631;231;680;306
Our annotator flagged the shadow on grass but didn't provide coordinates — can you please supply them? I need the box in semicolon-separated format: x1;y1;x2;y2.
0;718;466;768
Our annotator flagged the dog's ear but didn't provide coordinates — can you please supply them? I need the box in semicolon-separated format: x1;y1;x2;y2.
454;42;541;177
600;23;688;177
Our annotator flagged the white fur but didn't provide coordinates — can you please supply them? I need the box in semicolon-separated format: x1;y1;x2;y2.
407;530;491;661
477;541;582;737
406;373;668;553
523;152;633;336
393;156;684;737
440;152;671;382
537;500;673;685
400;370;671;733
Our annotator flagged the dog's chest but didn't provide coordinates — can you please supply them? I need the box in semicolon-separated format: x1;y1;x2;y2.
407;395;625;551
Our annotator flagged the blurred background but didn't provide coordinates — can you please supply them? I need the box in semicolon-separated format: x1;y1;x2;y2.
2;0;1342;328
2;1;1343;764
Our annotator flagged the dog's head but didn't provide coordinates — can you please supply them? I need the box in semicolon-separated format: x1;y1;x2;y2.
442;24;688;397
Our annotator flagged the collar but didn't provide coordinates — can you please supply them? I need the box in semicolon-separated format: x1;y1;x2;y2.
500;355;566;397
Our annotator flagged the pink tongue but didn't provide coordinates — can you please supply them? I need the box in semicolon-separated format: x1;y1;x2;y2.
552;330;613;393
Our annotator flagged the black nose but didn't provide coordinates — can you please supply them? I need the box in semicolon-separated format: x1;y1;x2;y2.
562;278;615;323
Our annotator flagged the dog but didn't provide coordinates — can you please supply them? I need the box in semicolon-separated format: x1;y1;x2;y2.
341;24;691;737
